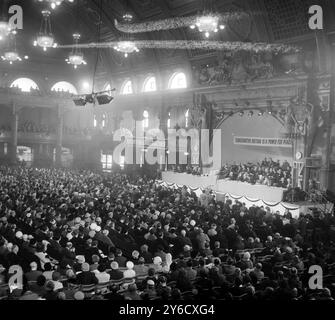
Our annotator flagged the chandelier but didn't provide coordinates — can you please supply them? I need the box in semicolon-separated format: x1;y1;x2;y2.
0;21;11;41
113;6;139;58
1;34;28;64
38;0;74;10
190;14;225;38
114;41;139;58
66;33;87;69
33;10;58;51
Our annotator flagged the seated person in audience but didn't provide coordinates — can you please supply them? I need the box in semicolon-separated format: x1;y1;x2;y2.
123;261;136;279
109;262;124;280
124;283;142;301
95;264;110;284
75;263;98;285
133;257;149;276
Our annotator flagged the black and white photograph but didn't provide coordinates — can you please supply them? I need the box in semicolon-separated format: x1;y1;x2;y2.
0;0;335;309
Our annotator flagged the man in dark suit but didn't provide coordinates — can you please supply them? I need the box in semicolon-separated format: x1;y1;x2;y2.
114;249;127;268
76;263;98;285
109;262;124;280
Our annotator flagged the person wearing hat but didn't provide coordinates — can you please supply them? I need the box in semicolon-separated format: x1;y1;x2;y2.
76;263;98;285
109;262;123;280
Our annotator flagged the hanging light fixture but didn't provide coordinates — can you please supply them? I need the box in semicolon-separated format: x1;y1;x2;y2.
114;1;139;58
190;0;225;38
65;33;87;69
1;33;28;64
37;0;74;10
33;10;58;51
114;41;139;58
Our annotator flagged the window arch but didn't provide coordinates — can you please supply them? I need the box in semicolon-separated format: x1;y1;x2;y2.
10;78;39;92
167;112;171;129
104;83;113;95
168;72;187;89
51;81;78;95
142;76;157;92
121;79;133;95
102;113;107;128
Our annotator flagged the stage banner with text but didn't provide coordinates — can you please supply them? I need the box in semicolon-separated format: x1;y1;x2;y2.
234;136;292;148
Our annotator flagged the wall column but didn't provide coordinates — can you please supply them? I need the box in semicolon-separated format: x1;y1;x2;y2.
55;108;64;167
10;104;18;165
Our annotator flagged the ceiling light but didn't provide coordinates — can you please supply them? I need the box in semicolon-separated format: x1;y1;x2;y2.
66;33;87;69
190;15;225;38
114;41;139;58
34;11;58;51
38;0;74;10
1;51;22;64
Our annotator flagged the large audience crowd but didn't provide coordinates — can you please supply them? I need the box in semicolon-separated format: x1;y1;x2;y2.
219;158;292;188
0;166;334;301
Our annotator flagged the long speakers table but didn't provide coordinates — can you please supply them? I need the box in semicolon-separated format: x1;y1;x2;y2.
162;172;217;190
161;172;285;203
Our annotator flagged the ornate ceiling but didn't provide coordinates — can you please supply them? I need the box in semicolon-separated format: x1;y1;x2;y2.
2;0;335;79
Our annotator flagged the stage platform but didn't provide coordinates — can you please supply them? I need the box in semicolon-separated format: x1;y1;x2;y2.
162;172;285;202
160;172;334;218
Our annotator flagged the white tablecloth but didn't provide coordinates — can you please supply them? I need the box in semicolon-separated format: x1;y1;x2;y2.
162;172;285;203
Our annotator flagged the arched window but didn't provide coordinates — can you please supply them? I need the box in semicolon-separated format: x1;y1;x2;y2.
102;114;107;128
168;72;187;89
167;112;171;129
185;109;190;128
121;79;133;95
104;83;113;96
10;78;39;92
51;81;78;95
142;76;157;92
143;110;149;129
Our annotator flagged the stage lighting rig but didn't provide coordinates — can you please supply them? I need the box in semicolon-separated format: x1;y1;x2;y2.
72;88;116;106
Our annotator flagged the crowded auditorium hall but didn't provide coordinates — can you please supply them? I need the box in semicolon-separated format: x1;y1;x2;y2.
0;0;335;304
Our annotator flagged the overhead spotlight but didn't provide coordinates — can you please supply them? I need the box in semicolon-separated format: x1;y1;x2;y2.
73;96;87;106
258;110;264;116
72;88;116;107
96;94;114;105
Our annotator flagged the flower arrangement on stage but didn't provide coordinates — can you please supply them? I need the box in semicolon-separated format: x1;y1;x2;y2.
114;12;253;34
59;40;299;55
